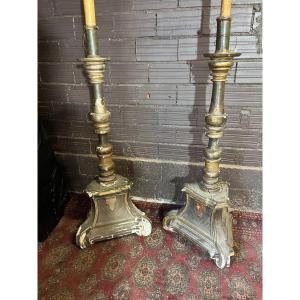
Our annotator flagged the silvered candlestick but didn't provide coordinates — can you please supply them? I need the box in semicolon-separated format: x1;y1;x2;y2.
163;15;240;268
76;22;151;249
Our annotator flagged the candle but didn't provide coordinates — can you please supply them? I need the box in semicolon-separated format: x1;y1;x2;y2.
221;0;231;17
83;0;96;27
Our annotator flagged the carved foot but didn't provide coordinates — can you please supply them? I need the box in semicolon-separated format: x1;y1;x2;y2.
76;175;152;249
163;182;234;269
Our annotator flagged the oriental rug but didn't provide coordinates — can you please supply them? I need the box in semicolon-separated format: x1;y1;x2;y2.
38;193;262;300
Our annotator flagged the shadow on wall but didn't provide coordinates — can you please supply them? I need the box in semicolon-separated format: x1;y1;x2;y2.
170;0;211;204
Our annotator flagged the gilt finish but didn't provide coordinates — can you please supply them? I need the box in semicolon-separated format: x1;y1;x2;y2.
163;15;240;268
76;18;151;249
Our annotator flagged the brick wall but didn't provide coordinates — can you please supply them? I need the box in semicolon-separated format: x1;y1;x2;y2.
38;0;262;212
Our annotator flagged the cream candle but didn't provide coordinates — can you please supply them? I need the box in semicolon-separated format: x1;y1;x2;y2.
221;0;231;17
83;0;96;27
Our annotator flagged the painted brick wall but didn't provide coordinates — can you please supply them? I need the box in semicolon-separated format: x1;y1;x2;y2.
38;0;262;212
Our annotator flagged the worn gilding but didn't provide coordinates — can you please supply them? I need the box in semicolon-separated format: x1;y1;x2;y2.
163;15;240;269
76;3;152;249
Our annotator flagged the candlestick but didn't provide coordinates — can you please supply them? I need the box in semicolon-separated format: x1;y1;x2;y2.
83;0;96;27
76;0;152;249
221;0;231;17
163;1;240;269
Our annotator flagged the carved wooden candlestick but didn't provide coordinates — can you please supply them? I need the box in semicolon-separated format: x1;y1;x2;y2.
76;0;152;249
163;0;240;268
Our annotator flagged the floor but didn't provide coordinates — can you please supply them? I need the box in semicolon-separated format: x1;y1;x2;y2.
38;194;262;300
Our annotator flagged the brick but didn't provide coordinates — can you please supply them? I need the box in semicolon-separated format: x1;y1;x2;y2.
39;0;53;18
178;37;214;61
121;106;158;125
71;121;95;139
177;84;262;107
101;39;136;62
156;181;181;202
231;36;262;59
68;86;91;104
42;120;72;137
109;124;127;140
157;9;202;36
131;178;159;199
38;101;53;119
175;126;262;149
107;106;122;124
202;6;253;34
128;161;162;181
38;84;68;103
59;40;85;62
38;16;74;40
65;173;95;191
133;0;178;10
112;124;176;144
160;7;252;37
54;0;132;16
51;103;89;121
149;63;190;84
113;158;130;177
74;16;113;40
39;63;75;83
161;163;200;182
104;85;138;105
251;5;262;32
136;38;178;62
176;84;208;106
221;168;262;191
158;143;262;166
53;0;81;15
158;106;198;126
221;128;262;149
222;107;262;130
54;153;79;174
49;136;91;154
221;148;262;167
174;126;203;146
158;143;203;162
235;61;262;83
38;42;60;62
77;156;98;175
122;142;159;158
178;35;261;61
114;12;156;38
104;84;177;106
95;0;133;13
191;61;235;83
136;84;177;105
179;0;262;7
110;63;148;84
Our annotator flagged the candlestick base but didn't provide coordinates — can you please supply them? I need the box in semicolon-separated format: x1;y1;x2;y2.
76;175;152;249
163;182;233;269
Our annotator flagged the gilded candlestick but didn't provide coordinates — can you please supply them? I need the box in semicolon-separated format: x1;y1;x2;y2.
163;0;240;268
76;0;152;249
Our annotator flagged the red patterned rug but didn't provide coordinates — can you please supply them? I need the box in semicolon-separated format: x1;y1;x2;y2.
38;194;262;300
